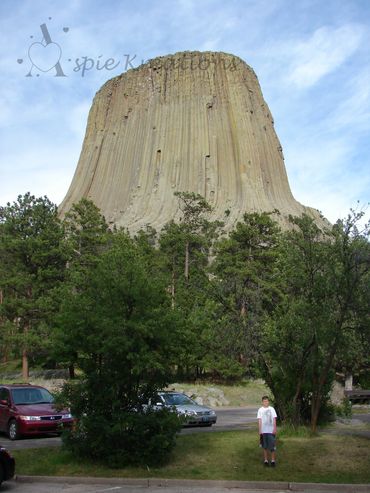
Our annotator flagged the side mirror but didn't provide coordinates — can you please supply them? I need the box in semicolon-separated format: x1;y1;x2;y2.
0;399;9;406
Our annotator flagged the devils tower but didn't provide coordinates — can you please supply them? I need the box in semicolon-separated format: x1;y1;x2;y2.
60;51;324;230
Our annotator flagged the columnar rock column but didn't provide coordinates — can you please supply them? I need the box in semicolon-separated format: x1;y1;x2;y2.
59;51;324;231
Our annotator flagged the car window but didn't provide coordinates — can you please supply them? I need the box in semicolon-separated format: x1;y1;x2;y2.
162;393;195;406
152;395;163;404
11;387;54;405
0;388;10;402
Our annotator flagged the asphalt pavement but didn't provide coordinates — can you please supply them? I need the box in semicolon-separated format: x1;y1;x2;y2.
0;407;259;450
0;479;292;493
3;477;370;493
1;407;369;450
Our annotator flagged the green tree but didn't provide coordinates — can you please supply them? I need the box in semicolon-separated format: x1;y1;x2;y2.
174;191;214;280
0;193;65;377
63;198;110;272
210;212;282;379
55;198;110;377
159;193;222;379
259;212;370;430
56;232;182;466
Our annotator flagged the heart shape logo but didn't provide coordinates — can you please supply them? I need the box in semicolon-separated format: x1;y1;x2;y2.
63;27;69;32
28;42;62;72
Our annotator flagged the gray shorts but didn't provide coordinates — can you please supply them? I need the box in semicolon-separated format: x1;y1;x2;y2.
261;433;276;451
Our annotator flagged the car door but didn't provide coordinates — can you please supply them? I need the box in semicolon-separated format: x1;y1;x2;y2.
0;387;11;431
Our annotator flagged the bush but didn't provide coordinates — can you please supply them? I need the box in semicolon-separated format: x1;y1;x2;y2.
357;371;370;389
333;398;352;419
54;233;185;468
63;407;181;467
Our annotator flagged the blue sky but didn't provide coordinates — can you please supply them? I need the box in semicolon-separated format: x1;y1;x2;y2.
1;0;369;224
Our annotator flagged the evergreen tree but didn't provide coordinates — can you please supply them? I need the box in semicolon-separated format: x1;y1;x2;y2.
55;198;110;377
0;193;65;377
159;192;222;379
210;212;281;379
55;231;182;466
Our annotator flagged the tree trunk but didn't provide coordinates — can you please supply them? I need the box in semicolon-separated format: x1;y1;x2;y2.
22;334;29;381
344;373;353;391
260;355;287;421
171;257;176;309
311;393;321;432
310;326;342;432
292;380;303;426
68;364;75;379
240;298;247;317
0;289;7;363
185;241;189;280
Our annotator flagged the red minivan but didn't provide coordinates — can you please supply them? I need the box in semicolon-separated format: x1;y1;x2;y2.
0;384;74;440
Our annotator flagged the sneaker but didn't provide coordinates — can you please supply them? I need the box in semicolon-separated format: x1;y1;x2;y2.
270;461;276;467
264;460;269;466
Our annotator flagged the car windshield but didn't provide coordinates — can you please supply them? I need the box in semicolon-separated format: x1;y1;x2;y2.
11;387;54;405
162;393;195;406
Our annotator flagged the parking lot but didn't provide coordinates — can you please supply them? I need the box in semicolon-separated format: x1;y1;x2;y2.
0;479;297;493
0;407;259;451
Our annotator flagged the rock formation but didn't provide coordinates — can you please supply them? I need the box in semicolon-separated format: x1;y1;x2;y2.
59;51;324;231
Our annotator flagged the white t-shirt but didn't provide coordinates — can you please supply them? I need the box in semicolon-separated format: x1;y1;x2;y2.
257;405;277;434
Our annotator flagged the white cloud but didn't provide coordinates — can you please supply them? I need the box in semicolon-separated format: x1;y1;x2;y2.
327;68;370;134
0;144;81;206
287;24;364;88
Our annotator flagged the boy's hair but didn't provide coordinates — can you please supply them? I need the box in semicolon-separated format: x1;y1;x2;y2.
262;395;269;401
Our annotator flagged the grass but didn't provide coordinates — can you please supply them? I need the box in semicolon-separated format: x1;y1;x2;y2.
12;430;370;484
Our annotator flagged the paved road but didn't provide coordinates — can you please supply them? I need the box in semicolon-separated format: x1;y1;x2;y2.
1;408;368;450
0;407;259;450
0;480;294;493
4;478;370;493
354;412;370;425
182;406;257;434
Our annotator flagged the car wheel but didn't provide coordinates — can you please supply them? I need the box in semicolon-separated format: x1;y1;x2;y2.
8;419;20;440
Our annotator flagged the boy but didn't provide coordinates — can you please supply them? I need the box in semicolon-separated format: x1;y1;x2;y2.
257;395;277;467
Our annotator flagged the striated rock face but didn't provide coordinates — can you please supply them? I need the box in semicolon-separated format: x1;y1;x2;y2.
60;51;324;231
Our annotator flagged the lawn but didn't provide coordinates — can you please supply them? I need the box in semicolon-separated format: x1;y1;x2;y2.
12;429;370;484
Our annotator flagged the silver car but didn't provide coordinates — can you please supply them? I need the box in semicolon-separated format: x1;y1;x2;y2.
152;391;217;426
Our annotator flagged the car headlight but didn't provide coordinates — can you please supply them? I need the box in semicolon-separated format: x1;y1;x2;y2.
62;413;73;419
209;410;216;415
185;410;197;416
20;415;41;421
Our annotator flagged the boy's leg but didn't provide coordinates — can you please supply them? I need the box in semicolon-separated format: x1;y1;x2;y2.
270;435;276;465
262;434;269;464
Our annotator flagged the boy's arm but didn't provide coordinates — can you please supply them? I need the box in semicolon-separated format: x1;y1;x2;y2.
258;418;262;435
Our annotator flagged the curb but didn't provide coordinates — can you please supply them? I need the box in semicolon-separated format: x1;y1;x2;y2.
15;475;370;491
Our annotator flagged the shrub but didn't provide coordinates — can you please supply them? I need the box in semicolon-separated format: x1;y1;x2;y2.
63;407;181;467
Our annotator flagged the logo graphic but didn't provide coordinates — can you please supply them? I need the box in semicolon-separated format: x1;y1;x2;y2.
18;18;69;77
16;20;240;80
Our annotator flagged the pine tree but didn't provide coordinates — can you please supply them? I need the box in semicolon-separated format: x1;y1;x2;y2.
0;193;65;378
